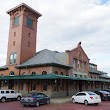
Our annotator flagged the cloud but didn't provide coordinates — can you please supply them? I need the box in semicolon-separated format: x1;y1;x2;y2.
0;0;110;75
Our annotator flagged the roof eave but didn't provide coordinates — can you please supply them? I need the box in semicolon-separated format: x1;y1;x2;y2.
15;63;72;69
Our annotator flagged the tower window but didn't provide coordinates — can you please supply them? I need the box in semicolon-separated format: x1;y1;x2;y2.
14;32;16;37
27;17;33;28
28;42;30;47
9;53;17;64
14;16;19;26
13;41;15;46
28;33;30;38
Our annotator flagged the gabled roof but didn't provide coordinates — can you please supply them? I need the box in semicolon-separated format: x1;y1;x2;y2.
16;49;71;69
67;42;89;60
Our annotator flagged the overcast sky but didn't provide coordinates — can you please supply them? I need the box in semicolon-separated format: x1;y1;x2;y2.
0;0;110;75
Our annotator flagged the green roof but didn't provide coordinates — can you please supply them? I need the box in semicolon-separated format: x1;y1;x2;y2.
0;74;110;82
89;70;103;75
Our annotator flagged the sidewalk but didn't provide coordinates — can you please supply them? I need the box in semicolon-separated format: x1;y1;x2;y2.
50;97;71;104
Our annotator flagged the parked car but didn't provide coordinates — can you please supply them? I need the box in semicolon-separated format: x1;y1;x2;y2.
20;92;50;107
103;89;110;93
94;91;110;101
0;90;22;102
71;91;101;105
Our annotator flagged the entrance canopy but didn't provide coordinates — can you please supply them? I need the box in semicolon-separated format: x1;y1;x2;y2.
0;74;110;82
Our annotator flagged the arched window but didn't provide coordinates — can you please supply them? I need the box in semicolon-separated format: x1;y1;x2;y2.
1;73;4;76
55;71;58;75
32;71;36;75
9;71;15;76
22;72;25;76
60;72;63;75
42;71;47;75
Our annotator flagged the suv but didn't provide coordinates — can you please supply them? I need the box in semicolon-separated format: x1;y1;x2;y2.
0;90;22;102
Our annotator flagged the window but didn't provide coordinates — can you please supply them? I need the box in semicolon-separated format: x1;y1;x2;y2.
6;91;9;94
14;17;19;26
42;71;47;75
28;42;30;47
28;33;30;38
55;71;58;75
9;71;15;76
76;93;86;96
9;53;17;64
78;60;81;68
60;72;63;75
73;58;77;68
32;72;36;75
13;41;15;46
82;62;84;70
1;91;4;94
27;17;33;28
11;91;15;93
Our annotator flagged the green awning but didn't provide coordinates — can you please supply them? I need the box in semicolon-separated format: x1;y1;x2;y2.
0;74;110;82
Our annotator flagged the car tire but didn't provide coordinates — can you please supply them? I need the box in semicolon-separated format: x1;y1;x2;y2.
72;98;75;103
36;101;40;107
23;104;26;107
47;99;50;104
1;97;6;103
17;96;21;101
95;103;99;105
84;100;88;106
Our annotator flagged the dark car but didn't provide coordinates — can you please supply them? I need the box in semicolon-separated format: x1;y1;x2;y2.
20;92;50;107
94;91;110;101
103;89;110;93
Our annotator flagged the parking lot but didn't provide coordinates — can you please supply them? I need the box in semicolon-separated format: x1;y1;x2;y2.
0;100;110;110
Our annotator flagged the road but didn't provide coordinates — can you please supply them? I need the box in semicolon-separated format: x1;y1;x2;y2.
0;101;110;110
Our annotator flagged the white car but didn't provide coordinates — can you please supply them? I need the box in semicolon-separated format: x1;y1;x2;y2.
0;90;22;102
71;91;101;105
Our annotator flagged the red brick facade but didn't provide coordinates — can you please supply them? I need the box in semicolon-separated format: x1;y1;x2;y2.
0;3;110;97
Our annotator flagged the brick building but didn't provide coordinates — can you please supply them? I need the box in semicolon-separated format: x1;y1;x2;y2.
0;3;110;97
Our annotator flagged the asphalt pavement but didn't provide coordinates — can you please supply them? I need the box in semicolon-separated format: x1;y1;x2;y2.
50;96;71;103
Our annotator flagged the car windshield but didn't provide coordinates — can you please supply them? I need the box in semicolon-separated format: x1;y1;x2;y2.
87;92;96;95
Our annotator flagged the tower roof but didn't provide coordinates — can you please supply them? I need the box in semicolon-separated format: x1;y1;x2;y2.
6;3;42;17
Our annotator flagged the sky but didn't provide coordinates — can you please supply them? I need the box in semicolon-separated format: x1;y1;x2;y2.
0;0;110;75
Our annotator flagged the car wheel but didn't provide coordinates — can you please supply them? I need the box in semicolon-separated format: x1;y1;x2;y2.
47;99;50;104
84;100;88;106
36;101;40;107
1;97;6;103
72;98;75;103
17;96;21;101
95;103;99;105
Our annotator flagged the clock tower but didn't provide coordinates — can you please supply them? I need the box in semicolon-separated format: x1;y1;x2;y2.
6;3;42;66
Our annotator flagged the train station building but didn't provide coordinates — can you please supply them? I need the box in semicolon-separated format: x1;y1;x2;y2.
0;3;110;97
